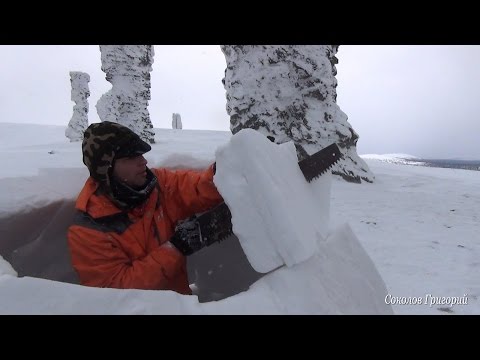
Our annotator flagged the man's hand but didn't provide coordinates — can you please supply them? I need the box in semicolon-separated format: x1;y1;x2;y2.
170;215;205;256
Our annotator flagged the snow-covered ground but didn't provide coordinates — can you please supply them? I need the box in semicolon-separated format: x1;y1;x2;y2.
331;158;480;314
1;123;478;314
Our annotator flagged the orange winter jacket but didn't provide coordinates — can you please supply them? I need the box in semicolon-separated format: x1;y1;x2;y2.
68;165;223;294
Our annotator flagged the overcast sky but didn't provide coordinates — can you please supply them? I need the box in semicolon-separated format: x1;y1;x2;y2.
1;45;479;159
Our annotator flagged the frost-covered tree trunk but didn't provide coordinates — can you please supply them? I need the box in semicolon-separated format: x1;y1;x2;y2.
96;45;155;143
65;71;90;142
221;45;374;183
172;113;182;129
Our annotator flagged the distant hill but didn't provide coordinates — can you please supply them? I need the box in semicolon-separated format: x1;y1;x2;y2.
361;153;480;171
417;159;480;171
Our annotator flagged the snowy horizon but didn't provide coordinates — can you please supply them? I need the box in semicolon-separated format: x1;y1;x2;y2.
3;121;479;162
0;123;479;314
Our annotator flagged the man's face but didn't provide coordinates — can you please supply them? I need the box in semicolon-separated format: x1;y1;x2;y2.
112;155;148;188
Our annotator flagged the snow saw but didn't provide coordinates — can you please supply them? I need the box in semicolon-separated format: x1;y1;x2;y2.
170;143;343;256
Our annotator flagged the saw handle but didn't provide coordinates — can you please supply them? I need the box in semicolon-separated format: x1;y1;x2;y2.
170;215;205;256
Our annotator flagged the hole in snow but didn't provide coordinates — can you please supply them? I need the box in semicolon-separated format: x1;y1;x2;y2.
0;200;79;284
0;201;264;301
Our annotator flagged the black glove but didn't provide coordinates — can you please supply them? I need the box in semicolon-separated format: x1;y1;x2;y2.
170;215;205;256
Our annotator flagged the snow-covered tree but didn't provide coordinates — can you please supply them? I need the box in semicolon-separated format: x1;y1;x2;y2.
96;45;155;143
172;113;182;129
65;71;90;142
221;45;374;183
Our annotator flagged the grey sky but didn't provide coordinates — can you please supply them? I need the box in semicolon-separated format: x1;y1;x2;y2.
336;45;480;159
1;45;479;159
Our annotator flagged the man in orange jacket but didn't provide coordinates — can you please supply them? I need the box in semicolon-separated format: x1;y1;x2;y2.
68;121;223;294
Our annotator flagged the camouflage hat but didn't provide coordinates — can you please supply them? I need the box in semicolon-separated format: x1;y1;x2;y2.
82;121;151;188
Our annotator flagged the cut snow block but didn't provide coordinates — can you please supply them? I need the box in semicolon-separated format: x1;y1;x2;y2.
309;223;394;314
214;129;330;273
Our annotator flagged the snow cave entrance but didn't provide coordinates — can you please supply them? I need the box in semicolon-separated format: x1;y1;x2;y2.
0;202;264;302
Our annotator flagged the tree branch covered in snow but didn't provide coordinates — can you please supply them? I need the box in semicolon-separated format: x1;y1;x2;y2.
65;72;90;142
221;45;374;183
96;45;155;143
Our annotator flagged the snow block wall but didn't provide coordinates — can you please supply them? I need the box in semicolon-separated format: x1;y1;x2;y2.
96;45;155;143
221;45;374;183
65;71;90;142
214;129;326;272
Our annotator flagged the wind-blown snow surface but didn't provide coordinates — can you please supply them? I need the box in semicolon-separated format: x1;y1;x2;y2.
1;122;478;314
331;159;480;314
